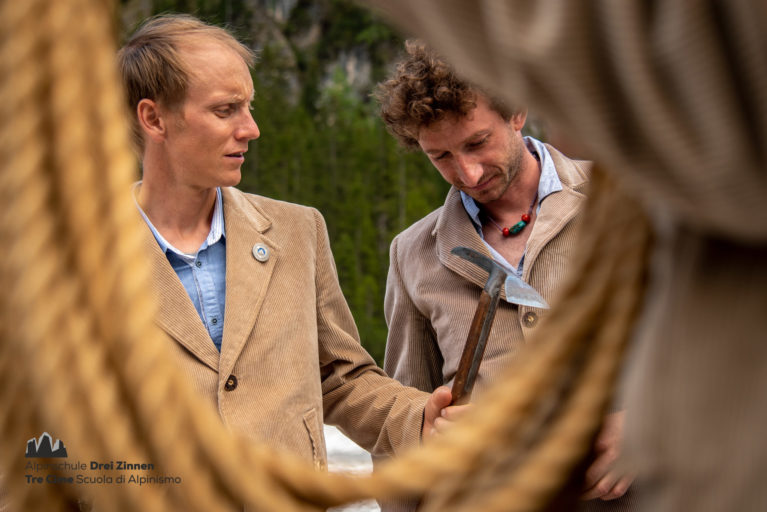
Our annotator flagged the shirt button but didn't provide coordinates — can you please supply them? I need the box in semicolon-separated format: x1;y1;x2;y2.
211;317;218;325
195;261;202;267
522;311;538;328
224;375;238;391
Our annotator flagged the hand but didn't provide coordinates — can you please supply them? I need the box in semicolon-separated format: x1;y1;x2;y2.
581;411;635;501
422;386;472;440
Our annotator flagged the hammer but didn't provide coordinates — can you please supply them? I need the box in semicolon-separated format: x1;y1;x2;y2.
450;246;548;405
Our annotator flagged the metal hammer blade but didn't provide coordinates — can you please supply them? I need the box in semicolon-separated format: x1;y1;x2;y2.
449;246;546;405
504;273;549;309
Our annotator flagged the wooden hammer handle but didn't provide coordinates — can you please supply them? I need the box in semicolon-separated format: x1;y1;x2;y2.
451;290;493;405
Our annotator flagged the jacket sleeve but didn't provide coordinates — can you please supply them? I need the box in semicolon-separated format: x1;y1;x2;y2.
311;208;429;456
383;235;444;393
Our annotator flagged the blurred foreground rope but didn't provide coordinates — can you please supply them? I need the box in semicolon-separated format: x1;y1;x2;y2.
0;0;652;510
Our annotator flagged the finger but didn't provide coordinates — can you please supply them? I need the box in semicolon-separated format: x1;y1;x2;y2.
433;385;453;407
422;386;456;440
583;454;611;490
593;411;624;451
599;475;634;501
424;386;452;422
581;472;619;501
440;403;472;421
432;416;449;434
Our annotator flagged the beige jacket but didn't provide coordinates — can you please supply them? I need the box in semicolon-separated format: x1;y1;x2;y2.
144;187;428;470
381;146;637;511
384;144;589;396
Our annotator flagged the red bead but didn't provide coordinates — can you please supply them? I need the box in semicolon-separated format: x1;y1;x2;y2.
521;213;531;222
502;227;510;237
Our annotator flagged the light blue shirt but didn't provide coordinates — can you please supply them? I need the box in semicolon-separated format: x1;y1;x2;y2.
134;185;227;351
460;136;563;277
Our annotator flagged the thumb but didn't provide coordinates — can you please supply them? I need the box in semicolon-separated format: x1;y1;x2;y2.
423;386;454;434
433;385;454;409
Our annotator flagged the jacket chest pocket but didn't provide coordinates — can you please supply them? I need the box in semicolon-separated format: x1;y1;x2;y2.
302;408;327;471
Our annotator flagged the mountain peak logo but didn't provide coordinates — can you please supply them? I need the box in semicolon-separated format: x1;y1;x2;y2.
25;432;68;458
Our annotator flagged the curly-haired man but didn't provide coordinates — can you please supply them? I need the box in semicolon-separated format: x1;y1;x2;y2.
374;40;636;511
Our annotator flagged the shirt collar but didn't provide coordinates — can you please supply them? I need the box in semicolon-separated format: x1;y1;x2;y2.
133;183;226;258
460;136;563;232
208;187;226;245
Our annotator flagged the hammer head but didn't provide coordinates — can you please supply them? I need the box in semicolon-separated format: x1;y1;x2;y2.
451;246;549;309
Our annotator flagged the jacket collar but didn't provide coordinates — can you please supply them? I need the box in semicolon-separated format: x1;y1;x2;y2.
145;187;279;375
433;144;588;294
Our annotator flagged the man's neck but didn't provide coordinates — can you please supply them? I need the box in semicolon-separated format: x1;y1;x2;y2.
137;174;217;254
476;149;542;269
482;149;541;223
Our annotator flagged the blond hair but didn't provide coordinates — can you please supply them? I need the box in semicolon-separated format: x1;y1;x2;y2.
117;14;256;152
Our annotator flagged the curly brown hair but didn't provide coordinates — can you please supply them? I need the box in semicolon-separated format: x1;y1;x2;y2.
374;40;515;149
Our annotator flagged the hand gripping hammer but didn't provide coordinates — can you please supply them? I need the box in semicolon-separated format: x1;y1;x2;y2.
450;246;549;405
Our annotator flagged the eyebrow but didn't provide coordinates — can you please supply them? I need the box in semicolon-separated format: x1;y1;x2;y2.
209;91;255;107
423;130;491;154
231;92;255;103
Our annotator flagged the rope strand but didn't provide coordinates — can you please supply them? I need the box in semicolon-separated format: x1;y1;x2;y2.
0;1;654;510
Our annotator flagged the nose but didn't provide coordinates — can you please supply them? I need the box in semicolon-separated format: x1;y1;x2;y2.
237;110;260;141
454;154;483;187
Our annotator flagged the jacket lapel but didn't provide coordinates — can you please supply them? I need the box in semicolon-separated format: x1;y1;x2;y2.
144;229;221;371
434;145;589;297
434;187;493;290
217;188;279;379
523;146;588;280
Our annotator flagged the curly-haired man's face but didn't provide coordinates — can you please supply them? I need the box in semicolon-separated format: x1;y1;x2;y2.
417;95;527;205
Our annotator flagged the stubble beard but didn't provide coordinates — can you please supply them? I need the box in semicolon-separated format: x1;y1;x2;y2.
474;137;526;206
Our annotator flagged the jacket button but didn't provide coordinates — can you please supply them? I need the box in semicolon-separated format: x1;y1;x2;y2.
522;311;538;328
224;375;238;391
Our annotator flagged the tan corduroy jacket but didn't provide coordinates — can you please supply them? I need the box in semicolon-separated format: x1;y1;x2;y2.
143;187;428;470
384;144;589;396
381;145;637;512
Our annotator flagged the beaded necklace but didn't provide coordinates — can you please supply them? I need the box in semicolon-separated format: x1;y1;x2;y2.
486;192;538;237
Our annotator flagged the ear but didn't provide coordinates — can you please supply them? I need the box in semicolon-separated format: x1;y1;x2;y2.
136;98;167;143
510;109;528;132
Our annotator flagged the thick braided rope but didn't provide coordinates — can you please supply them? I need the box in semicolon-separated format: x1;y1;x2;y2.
0;0;49;507
0;1;244;511
0;0;653;510
0;3;313;510
2;1;155;510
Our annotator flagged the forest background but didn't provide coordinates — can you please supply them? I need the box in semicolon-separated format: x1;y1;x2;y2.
119;0;544;363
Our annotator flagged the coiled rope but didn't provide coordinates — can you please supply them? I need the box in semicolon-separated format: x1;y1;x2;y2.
0;0;652;510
